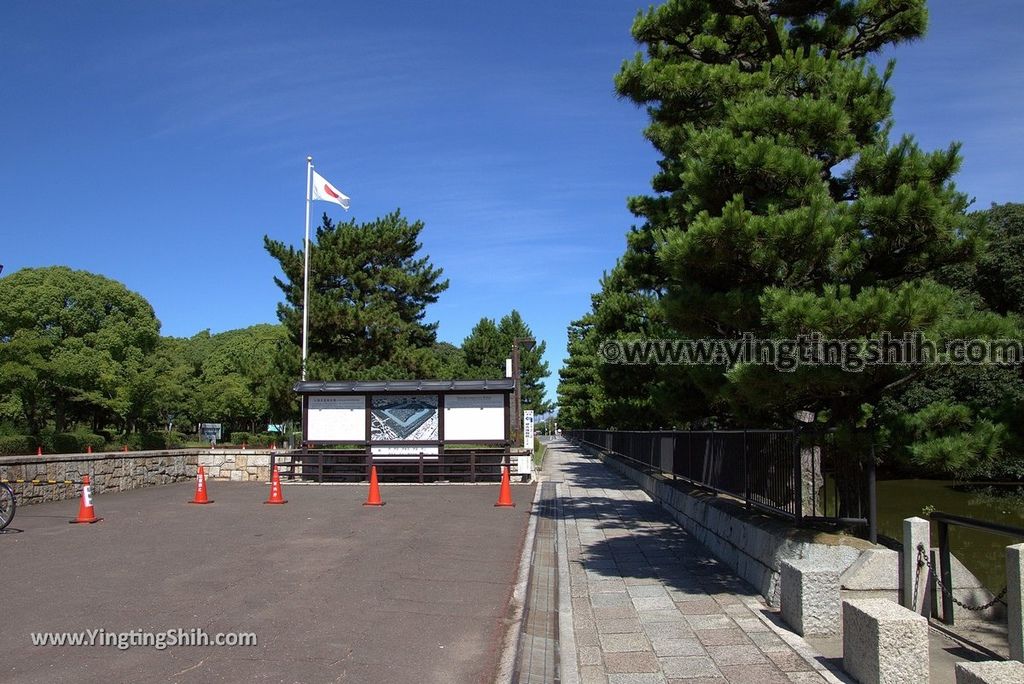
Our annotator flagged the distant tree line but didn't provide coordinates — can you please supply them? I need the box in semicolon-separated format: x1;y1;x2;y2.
557;0;1024;481
0;212;550;453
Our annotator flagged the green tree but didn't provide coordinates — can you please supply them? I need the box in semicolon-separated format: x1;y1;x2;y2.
557;313;603;429
871;202;1024;479
462;318;506;375
609;0;1017;438
462;310;552;414
497;311;552;415
0;267;160;435
264;211;449;381
974;203;1024;316
432;342;470;379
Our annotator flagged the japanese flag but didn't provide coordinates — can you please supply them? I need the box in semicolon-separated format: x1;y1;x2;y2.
311;170;350;210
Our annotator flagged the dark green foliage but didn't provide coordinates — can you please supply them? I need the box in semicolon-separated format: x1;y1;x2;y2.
0;266;160;435
54;432;86;454
432;342;470;380
166;431;187;448
557;0;1024;480
974;203;1024;316
0;435;37;456
264;211;449;381
462;310;552;414
230;432;251;445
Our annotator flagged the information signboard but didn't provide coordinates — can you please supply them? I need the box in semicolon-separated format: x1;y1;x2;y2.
307;396;366;442
444;393;505;441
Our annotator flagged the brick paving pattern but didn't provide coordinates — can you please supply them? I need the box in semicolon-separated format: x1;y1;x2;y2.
548;440;832;684
516;481;561;683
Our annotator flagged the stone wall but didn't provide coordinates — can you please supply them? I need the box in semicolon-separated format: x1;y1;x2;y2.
198;449;272;481
591;446;874;607
0;450;199;505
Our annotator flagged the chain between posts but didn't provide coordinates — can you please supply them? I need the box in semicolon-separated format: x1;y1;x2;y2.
914;543;1007;613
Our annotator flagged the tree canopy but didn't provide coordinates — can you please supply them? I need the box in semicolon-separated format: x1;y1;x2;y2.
463;310;552;414
0;266;160;434
558;0;1024;479
264;211;449;381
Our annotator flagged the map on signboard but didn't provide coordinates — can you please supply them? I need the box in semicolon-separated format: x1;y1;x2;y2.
370;395;438;441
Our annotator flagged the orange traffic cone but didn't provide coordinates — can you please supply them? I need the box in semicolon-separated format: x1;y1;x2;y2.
37;446;42;456
494;466;515;507
363;465;385;506
189;466;213;504
70;474;102;524
122;445;128;453
86;445;92;454
264;466;287;504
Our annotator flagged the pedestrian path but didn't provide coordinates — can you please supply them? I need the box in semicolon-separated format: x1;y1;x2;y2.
546;439;839;684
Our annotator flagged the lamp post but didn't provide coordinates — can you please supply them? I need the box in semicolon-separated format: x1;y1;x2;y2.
510;337;535;447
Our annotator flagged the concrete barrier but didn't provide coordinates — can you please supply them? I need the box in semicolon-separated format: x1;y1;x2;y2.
903;517;932;616
780;558;841;637
843;598;929;683
841;548;900;603
1009;543;1024;661
955;661;1024;683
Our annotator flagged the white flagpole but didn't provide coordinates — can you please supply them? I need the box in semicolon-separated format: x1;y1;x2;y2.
301;156;313;381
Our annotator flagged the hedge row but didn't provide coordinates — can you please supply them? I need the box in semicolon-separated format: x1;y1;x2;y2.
227;432;280;447
0;431;191;456
0;432;105;456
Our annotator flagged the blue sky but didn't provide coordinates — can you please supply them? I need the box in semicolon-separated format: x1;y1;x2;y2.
2;1;1022;404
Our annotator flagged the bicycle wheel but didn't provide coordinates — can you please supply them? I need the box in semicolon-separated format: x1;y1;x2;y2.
0;483;15;530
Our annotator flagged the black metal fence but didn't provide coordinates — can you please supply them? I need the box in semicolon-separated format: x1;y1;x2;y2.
271;448;514;483
928;511;1024;625
566;428;874;534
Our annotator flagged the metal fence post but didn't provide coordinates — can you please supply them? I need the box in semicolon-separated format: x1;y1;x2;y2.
938;520;954;625
868;441;878;544
793;427;803;523
1009;543;1024;661
743;430;751;510
688;431;693;480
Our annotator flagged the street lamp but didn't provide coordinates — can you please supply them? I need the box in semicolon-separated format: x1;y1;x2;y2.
510;337;535;447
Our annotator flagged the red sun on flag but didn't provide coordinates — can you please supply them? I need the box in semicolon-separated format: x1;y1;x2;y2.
323;184;340;199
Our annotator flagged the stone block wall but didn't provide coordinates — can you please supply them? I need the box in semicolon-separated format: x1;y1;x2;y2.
199;449;272;481
0;450;199;505
591;446;870;607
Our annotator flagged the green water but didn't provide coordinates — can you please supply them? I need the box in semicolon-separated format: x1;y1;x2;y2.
876;479;1024;594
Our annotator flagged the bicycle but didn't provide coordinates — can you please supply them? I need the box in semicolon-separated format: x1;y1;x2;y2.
0;481;15;530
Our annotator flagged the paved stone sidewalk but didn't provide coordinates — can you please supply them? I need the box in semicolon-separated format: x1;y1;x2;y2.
548;439;838;684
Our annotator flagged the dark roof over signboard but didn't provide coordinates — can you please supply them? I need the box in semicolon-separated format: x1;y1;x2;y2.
293;379;515;394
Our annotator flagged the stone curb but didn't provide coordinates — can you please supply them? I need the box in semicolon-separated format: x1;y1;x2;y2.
494;474;546;683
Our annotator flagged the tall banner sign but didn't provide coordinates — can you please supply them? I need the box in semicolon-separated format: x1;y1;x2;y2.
523;410;535;451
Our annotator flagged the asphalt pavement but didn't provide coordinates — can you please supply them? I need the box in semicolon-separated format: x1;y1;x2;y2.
0;479;534;683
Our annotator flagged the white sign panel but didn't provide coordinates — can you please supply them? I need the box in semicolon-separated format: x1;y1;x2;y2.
523;409;535;451
307;395;366;442
444;393;505;441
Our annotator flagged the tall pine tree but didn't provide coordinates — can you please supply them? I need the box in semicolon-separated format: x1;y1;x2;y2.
607;0;1017;438
462;311;552;414
264;211;448;381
